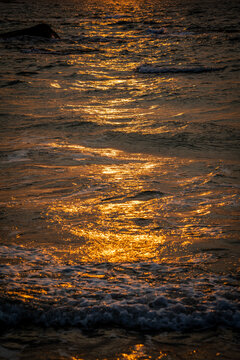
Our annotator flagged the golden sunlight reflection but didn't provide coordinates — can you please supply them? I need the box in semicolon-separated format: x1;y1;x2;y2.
46;141;123;158
50;199;166;263
116;344;168;360
50;81;61;89
44;141;224;264
71;344;168;360
44;142;173;263
7;288;48;302
61;70;181;133
45;141;173;164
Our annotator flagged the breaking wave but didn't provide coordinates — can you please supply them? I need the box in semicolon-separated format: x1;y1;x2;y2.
0;245;239;331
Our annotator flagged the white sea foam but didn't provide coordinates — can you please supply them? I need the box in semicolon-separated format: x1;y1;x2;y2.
0;245;239;331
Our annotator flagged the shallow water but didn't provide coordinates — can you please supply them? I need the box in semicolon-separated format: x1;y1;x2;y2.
0;0;240;359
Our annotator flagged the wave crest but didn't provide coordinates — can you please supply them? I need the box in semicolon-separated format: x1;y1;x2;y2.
137;64;226;74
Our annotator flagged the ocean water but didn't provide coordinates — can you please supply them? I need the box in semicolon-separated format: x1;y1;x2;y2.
0;0;240;359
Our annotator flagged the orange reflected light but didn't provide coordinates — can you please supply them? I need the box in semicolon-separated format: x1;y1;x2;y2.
46;142;124;159
49;196;166;263
43;141;217;264
50;82;61;88
68;222;165;263
116;344;168;360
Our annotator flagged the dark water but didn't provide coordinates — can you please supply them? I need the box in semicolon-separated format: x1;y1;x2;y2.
0;0;240;359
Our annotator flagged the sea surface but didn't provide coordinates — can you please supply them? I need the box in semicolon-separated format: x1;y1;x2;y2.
0;0;240;359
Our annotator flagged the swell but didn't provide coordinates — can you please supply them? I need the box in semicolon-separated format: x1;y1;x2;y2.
137;64;226;74
0;79;25;88
14;119;103;131
99;127;240;159
102;190;165;203
20;46;100;55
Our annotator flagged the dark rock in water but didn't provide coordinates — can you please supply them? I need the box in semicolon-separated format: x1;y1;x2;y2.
0;23;60;39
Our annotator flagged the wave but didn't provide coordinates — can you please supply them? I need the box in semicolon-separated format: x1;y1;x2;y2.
71;35;114;43
1;295;239;331
102;190;165;203
100;124;240;159
146;28;167;35
15;119;101;132
109;20;135;27
21;47;99;55
0;245;239;332
136;64;226;74
0;80;25;88
0;149;30;164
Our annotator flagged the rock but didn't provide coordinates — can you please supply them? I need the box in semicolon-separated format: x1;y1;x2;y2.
0;23;60;39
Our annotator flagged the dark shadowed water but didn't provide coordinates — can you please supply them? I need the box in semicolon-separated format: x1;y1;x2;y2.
0;0;240;359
